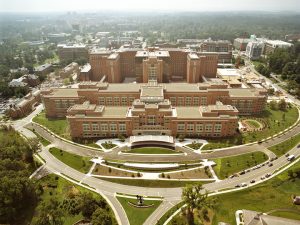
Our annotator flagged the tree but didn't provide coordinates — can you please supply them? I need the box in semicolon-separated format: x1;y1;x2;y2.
91;208;113;225
181;184;216;225
269;100;278;110
278;99;287;111
32;198;63;225
80;193;98;219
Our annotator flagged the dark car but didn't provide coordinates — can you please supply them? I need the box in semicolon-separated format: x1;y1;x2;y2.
235;184;241;188
269;163;273;167
250;180;255;183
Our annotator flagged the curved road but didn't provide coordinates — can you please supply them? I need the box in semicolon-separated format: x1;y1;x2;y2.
11;100;300;225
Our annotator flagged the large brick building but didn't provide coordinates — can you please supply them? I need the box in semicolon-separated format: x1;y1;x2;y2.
42;46;267;139
79;48;217;83
42;79;267;139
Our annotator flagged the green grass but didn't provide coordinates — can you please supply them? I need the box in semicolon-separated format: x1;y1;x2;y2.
269;132;300;156
213;151;267;179
102;142;117;149
170;161;300;225
117;196;162;225
210;162;300;225
85;142;102;149
203;106;298;150
33;111;70;140
31;130;51;146
49;147;92;173
245;119;261;128
99;178;210;188
186;142;203;150
125;147;180;154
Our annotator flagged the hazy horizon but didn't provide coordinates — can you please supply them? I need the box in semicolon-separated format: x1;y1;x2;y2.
0;0;300;13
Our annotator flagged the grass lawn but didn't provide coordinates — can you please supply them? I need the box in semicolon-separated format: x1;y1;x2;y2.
32;130;51;146
268;132;300;156
170;161;300;225
33;111;70;140
102;141;117;149
245;119;261;128
31;174;117;225
213;151;267;179
85;142;103;149
99;178;210;188
186;142;203;150
117;196;162;225
203;106;298;150
210;162;300;225
49;147;93;173
125;147;180;154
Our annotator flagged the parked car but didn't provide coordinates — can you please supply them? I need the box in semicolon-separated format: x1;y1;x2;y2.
241;183;247;187
269;163;273;167
250;180;256;183
265;173;272;178
261;176;265;180
287;155;295;161
235;184;241;188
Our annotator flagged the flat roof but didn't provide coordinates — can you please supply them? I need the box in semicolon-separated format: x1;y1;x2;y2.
47;88;79;98
101;106;128;118
176;107;201;119
217;68;241;76
229;88;260;97
135;50;170;57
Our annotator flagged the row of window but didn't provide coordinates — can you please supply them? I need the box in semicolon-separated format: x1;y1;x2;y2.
177;123;222;132
83;122;126;132
54;100;76;109
99;96;136;106
170;96;207;106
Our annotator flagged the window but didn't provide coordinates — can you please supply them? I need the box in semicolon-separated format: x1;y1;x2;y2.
55;100;61;108
177;123;185;131
99;97;105;105
83;123;90;131
170;97;176;105
201;97;207;106
187;123;194;131
205;124;212;132
114;97;120;106
119;123;126;131
62;100;68;108
178;97;184;106
196;124;203;132
101;124;108;131
214;123;222;132
110;123;117;131
92;123;99;131
121;97;127;106
106;97;113;106
193;97;199;106
147;115;155;125
129;97;135;104
185;97;192;106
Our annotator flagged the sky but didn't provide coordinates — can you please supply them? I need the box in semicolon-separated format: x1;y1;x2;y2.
0;0;299;12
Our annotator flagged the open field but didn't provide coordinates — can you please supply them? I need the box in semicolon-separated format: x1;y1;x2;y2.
92;164;138;177
99;178;210;188
269;132;300;156
169;161;300;225
213;151;267;179
49;147;93;173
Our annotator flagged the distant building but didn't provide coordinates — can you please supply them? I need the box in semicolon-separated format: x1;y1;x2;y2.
48;33;71;43
79;64;92;81
198;40;233;63
57;44;89;62
6;90;41;119
59;62;79;79
9;77;28;87
246;41;264;60
285;34;300;42
9;74;40;88
10;67;29;75
233;38;251;51
264;40;293;55
34;64;52;76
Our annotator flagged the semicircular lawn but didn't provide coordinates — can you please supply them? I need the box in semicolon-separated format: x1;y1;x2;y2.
124;147;181;154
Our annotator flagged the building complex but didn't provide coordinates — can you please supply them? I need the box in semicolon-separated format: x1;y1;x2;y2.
42;47;267;139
